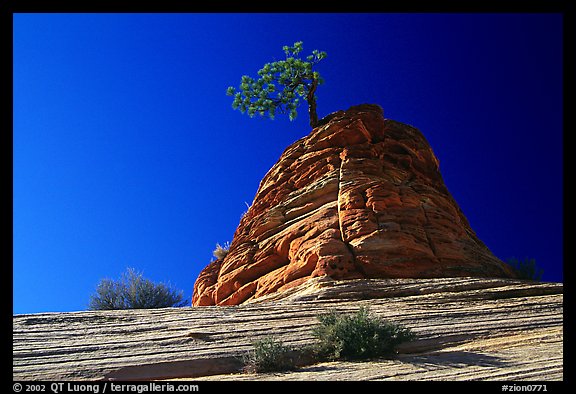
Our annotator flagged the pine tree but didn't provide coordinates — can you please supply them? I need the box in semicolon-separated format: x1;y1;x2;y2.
226;41;327;128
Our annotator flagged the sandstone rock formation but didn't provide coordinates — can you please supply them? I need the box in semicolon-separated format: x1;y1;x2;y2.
13;278;563;381
193;104;516;306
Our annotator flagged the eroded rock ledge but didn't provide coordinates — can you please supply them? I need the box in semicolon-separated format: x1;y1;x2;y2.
193;104;516;307
13;278;562;381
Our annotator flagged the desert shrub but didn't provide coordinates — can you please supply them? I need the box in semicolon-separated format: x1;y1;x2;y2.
507;257;544;281
242;337;297;373
88;268;187;310
311;306;415;361
212;242;230;260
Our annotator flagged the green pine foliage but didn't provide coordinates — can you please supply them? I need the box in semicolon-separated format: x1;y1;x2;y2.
88;268;188;310
226;41;327;127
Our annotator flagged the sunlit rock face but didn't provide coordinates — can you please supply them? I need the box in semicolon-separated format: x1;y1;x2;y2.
192;104;516;306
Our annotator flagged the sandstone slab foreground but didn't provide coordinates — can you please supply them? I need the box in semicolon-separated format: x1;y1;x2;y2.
193;104;516;306
13;278;562;381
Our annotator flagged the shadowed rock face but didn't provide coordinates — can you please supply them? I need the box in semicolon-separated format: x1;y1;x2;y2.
193;104;516;306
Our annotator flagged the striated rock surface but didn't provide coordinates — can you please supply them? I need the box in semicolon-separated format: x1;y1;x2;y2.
13;278;563;381
193;104;515;306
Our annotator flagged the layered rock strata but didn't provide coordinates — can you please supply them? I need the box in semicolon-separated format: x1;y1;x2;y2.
13;278;563;381
193;104;516;306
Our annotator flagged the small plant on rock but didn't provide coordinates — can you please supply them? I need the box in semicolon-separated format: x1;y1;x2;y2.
312;306;415;361
212;242;230;260
242;337;297;373
506;257;544;281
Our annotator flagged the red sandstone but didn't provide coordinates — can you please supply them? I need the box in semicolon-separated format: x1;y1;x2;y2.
192;104;516;306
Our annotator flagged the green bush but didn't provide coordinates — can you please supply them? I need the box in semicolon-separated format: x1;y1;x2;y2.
242;337;297;373
312;306;415;361
507;257;544;281
88;268;187;310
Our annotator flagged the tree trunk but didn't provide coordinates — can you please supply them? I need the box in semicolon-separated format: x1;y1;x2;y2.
306;79;319;128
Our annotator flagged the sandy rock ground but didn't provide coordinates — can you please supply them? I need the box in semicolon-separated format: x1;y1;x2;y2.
13;277;562;381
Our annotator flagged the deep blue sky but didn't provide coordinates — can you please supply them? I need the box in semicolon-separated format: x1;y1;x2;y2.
13;13;563;314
